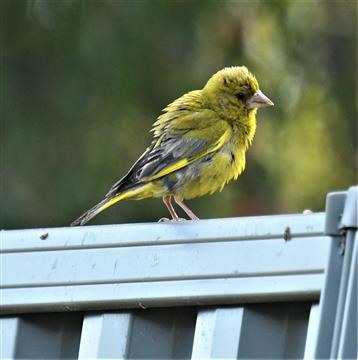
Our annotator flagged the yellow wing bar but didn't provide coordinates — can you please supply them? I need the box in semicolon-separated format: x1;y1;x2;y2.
148;127;231;181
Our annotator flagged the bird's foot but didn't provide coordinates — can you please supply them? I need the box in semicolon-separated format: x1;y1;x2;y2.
158;217;187;223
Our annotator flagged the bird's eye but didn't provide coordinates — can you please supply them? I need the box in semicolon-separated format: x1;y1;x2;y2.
235;92;246;101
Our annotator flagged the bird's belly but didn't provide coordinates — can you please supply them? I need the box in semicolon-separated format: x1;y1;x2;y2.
170;148;246;200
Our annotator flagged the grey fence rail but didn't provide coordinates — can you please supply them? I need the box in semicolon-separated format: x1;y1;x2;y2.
0;186;357;359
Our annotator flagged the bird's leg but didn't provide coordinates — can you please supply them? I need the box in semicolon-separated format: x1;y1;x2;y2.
174;196;199;220
160;196;181;222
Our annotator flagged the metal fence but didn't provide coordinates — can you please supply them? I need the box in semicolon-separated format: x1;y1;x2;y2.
1;186;356;359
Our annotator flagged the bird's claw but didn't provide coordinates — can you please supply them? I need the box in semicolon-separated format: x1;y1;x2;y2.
158;217;187;223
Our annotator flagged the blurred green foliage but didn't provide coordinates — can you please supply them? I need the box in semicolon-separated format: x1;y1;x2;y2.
1;0;357;229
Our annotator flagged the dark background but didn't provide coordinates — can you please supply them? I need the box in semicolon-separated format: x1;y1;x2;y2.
2;0;357;229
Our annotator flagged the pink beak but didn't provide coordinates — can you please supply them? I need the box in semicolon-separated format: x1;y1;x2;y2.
247;90;274;110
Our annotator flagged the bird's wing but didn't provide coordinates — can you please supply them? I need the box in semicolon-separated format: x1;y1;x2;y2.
106;108;231;197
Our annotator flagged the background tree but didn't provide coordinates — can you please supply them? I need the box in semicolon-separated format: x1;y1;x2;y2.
1;0;356;228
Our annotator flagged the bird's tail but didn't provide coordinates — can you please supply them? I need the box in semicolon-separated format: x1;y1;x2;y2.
71;197;113;226
71;183;153;226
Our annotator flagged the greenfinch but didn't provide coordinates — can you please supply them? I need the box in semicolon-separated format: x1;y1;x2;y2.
71;66;273;226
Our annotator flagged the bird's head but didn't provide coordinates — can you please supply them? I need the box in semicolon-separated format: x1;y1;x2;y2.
203;66;274;121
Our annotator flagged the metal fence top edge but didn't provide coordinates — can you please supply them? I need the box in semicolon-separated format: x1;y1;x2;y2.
1;212;325;253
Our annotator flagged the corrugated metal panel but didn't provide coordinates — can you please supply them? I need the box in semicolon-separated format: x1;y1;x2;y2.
0;305;312;359
78;308;197;359
303;303;320;359
1;213;328;313
0;186;356;359
0;313;83;359
191;307;244;358
192;303;311;359
337;233;357;358
78;312;133;358
313;187;358;359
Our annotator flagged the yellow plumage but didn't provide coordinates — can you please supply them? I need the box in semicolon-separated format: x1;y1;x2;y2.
71;66;273;226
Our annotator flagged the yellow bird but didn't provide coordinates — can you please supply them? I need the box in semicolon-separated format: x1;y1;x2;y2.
71;66;273;226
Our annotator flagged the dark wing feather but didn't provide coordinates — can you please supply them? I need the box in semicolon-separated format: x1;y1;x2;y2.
105;135;209;197
106;110;230;197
